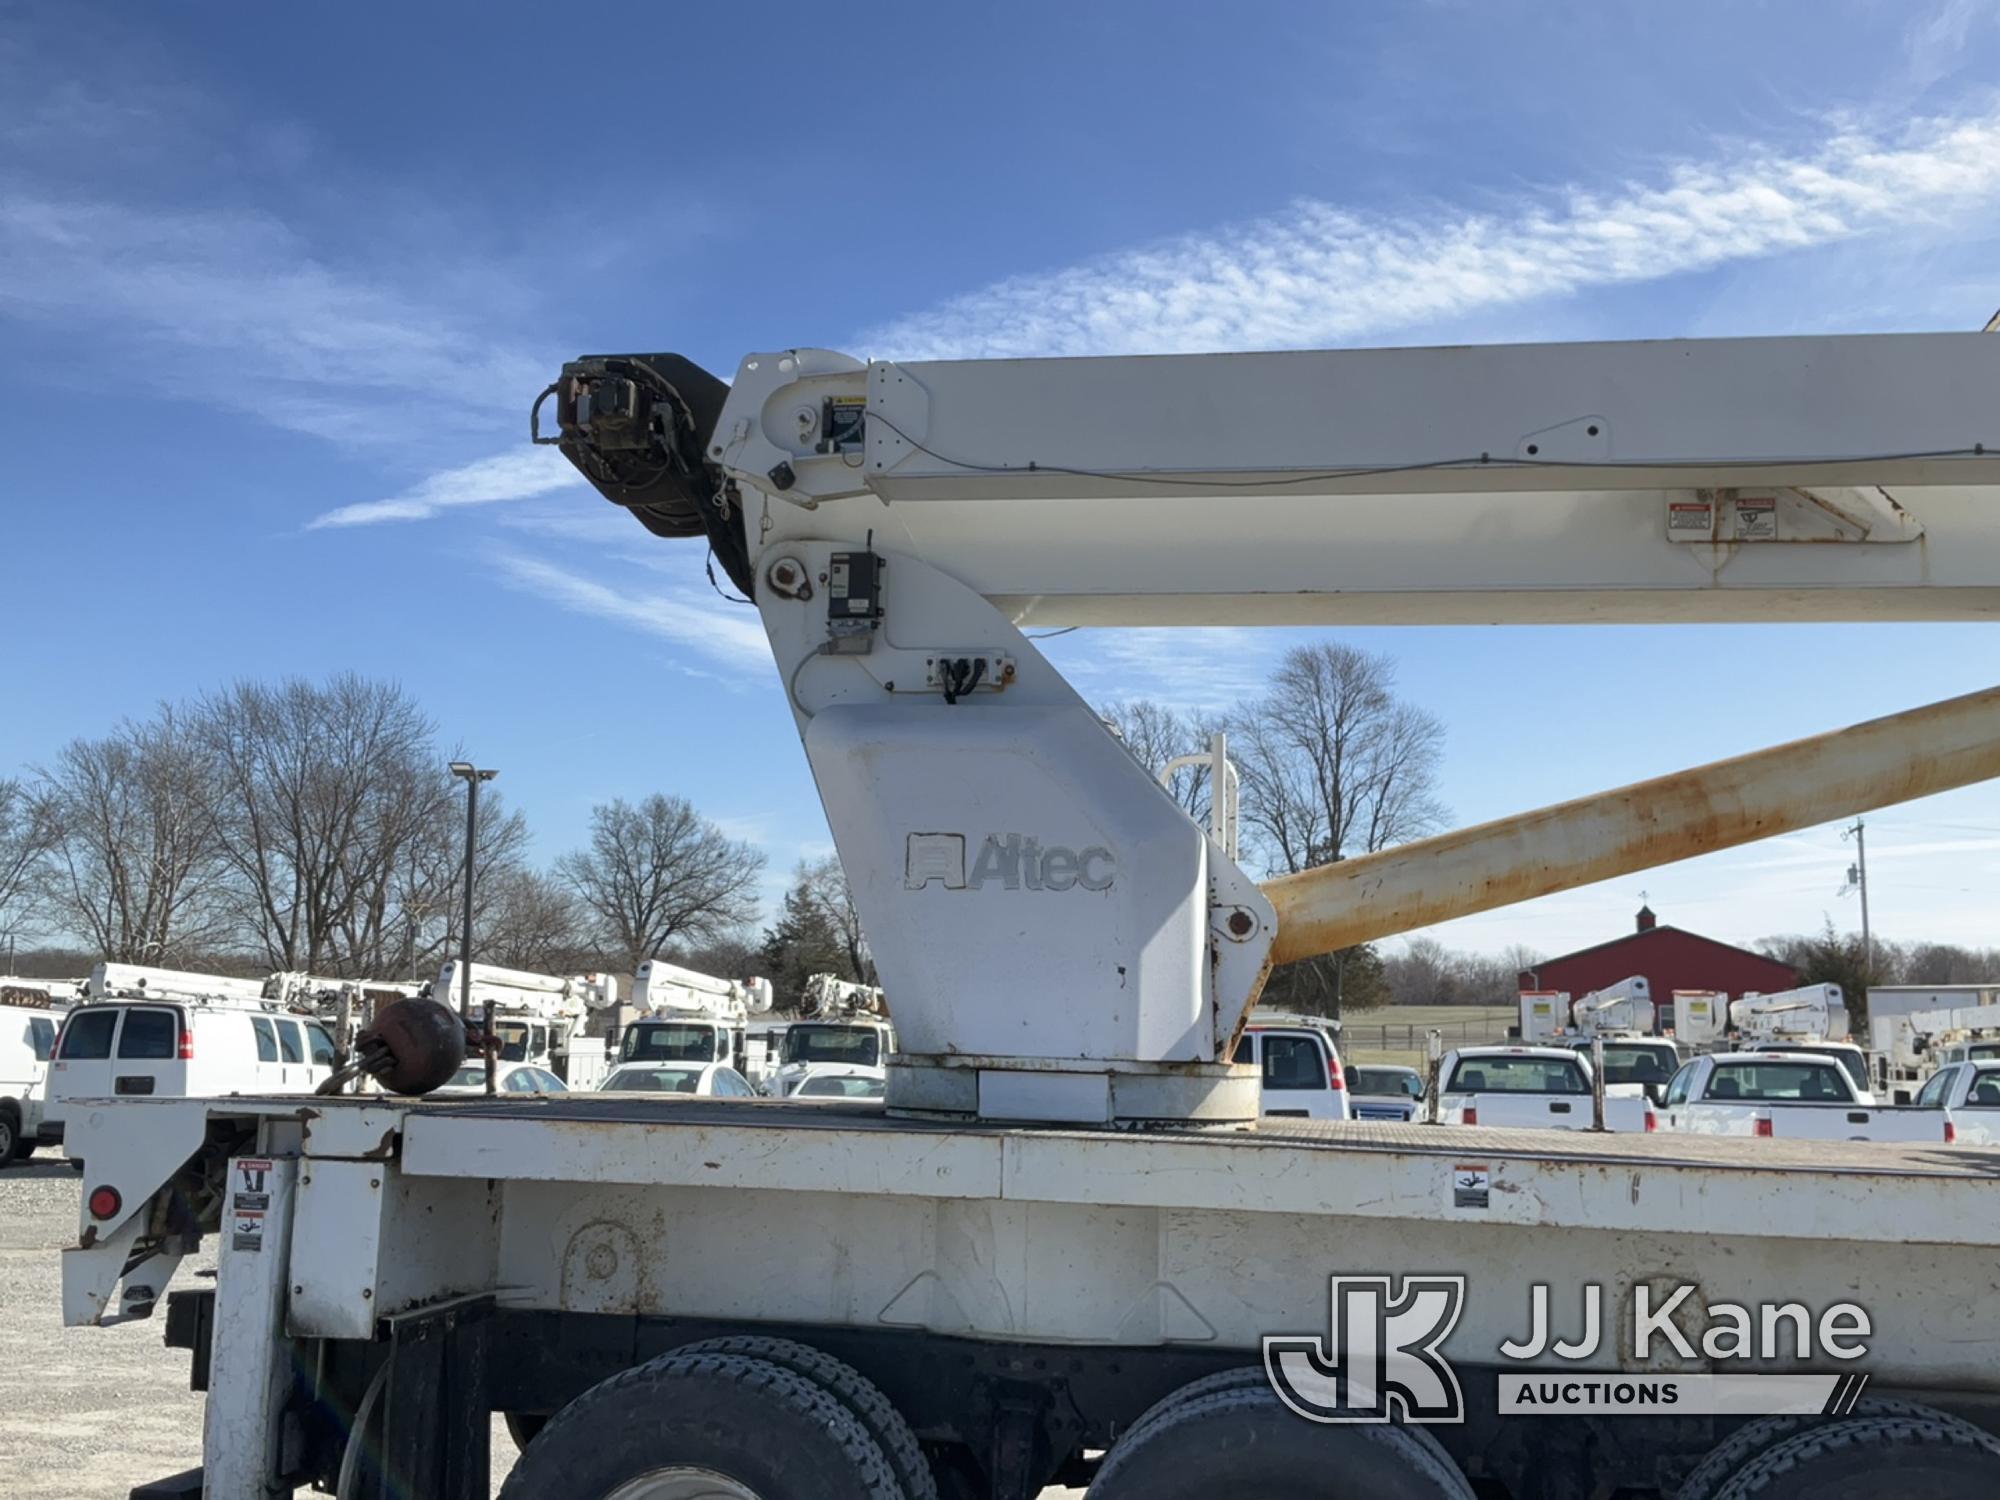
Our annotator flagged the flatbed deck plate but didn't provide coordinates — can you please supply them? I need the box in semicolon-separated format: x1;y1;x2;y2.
384;1092;1999;1180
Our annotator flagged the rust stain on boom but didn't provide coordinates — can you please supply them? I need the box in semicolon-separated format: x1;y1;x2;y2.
1261;684;2000;967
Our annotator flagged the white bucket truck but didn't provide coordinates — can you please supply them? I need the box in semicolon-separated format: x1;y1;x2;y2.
619;959;774;1082
52;330;2000;1498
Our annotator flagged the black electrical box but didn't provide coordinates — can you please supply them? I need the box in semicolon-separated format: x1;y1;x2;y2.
819;396;868;454
826;551;881;651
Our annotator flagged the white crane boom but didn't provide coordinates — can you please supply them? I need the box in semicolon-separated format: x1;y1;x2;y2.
84;963;271;1008
1729;984;1850;1042
631;959;773;1020
550;332;2000;1124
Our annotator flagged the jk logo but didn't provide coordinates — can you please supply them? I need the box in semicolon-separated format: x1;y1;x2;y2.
1263;1275;1466;1424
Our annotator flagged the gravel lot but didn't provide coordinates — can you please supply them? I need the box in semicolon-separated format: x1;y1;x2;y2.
0;1161;512;1497
0;1160;217;1497
2;1164;1079;1498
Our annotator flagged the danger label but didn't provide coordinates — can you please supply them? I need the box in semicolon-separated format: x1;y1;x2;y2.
1667;501;1713;540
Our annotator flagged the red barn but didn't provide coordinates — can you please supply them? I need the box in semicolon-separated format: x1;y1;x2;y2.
1518;907;1796;1025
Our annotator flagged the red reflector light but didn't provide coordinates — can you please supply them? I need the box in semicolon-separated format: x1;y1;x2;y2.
1754;1116;1774;1138
179;1029;195;1061
87;1186;122;1221
1463;1104;1478;1126
1945;1120;1957;1144
1327;1055;1344;1090
1644;1110;1658;1133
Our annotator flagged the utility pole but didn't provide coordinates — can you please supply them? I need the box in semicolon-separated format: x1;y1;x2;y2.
1842;818;1872;977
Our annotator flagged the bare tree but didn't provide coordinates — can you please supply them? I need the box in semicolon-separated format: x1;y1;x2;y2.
793;855;872;983
197;675;526;977
1100;700;1226;822
484;868;588;972
201;677;431;972
0;778;56;951
40;708;231;963
1232;645;1447;874
1231;644;1448;1015
558;795;764;971
363;787;528;980
1383;936;1460;1007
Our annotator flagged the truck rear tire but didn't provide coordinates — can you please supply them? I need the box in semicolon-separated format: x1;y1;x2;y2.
0;1106;19;1166
1088;1385;1467;1499
669;1336;937;1500
1676;1397;1986;1500
497;1351;905;1500
1116;1366;1471;1498
1708;1413;2000;1499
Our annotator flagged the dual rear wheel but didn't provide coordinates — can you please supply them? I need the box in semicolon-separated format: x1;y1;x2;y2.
499;1337;934;1500
1677;1398;2000;1499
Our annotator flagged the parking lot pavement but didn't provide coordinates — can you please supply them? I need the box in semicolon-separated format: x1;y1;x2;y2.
2;1165;1082;1498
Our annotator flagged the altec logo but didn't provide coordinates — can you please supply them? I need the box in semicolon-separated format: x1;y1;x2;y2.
905;833;1116;892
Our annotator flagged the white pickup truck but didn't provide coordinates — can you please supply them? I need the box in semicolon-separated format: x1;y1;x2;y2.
1559;1035;1683;1106
1659;1052;1949;1141
1735;1039;1877;1104
1436;1045;1653;1132
1912;1059;2000;1144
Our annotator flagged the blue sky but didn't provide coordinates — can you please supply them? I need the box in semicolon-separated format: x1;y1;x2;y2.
4;1;1999;961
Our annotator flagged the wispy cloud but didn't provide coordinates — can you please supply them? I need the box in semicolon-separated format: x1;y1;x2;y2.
1906;1;2000;89
0;32;549;456
310;449;582;528
0;191;548;447
1045;627;1276;714
490;550;769;670
868;107;2000;360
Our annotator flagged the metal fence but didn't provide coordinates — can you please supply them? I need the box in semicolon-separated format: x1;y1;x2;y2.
1339;1017;1514;1052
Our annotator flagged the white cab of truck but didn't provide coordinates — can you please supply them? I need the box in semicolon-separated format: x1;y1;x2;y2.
1233;1023;1351;1121
1659;1051;1945;1141
1912;1059;2000;1144
761;1020;897;1098
1437;1045;1653;1131
0;996;64;1165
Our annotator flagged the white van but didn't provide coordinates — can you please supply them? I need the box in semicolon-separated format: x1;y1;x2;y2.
1233;1023;1352;1122
0;999;65;1165
42;1001;336;1156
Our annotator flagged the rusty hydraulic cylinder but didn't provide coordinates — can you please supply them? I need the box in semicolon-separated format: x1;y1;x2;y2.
1262;683;2000;967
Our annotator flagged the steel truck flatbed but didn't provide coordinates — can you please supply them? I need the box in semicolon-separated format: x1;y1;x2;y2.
59;1089;2000;1497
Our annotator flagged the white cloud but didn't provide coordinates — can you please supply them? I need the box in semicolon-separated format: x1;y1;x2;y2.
311;448;583;528
867;108;2000;361
490;550;769;670
1043;627;1275;714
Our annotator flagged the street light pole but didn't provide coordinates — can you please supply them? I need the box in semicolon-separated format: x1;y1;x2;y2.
448;762;499;1024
